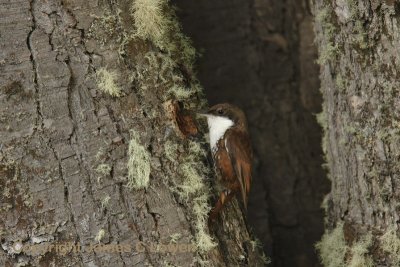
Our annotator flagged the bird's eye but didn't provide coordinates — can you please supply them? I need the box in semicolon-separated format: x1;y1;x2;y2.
217;109;224;115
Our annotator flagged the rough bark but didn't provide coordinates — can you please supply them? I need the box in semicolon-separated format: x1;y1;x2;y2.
313;0;400;266
0;0;264;266
174;0;329;266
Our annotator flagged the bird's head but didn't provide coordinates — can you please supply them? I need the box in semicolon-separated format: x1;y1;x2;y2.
199;103;247;149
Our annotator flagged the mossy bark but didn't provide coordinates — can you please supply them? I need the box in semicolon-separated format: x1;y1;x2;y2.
0;0;264;266
314;0;400;265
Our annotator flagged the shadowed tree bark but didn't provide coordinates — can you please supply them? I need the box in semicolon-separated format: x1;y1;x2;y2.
313;0;400;266
0;0;265;266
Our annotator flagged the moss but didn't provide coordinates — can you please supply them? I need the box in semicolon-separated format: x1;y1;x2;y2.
380;226;400;264
96;164;111;175
127;130;151;189
96;68;123;97
315;223;348;267
348;233;373;267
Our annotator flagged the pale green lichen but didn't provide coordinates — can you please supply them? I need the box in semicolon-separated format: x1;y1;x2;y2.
317;43;339;65
335;74;346;92
96;68;123;97
127;130;151;189
315;6;338;65
315;223;347;267
348;233;373;267
353;20;368;49
96;164;111;175
131;0;168;47
169;233;181;244
164;139;216;253
164;140;179;162
316;105;329;157
167;85;196;101
380;226;400;265
261;253;272;265
87;11;123;45
95;229;106;242
192;194;216;252
175;162;205;200
250;238;262;252
130;0;196;65
316;8;336;38
101;195;111;210
129;0;214;256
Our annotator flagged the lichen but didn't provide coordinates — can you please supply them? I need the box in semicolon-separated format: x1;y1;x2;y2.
353;20;368;49
380;226;400;265
128;0;214;257
317;43;339;65
316;105;330;177
315;223;347;267
175;162;205;200
130;0;196;65
96;68;123;97
348;233;373;267
95;164;111;175
101;195;111;210
127;130;151;189
95;229;106;242
261;253;272;265
164;138;216;253
335;73;346;92
169;233;181;244
192;194;216;252
87;11;123;45
315;5;338;64
167;85;196;101
131;0;168;47
164;140;179;162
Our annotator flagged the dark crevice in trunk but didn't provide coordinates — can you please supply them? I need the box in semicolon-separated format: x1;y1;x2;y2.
173;0;330;266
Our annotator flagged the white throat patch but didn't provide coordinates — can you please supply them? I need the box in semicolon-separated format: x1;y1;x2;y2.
205;115;234;151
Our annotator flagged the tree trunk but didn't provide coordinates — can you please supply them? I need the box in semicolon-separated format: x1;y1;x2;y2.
314;0;400;266
0;0;265;266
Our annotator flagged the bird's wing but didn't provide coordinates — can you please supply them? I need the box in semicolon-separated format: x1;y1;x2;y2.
225;128;252;209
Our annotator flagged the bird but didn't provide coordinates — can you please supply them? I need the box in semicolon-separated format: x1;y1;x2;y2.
200;103;253;220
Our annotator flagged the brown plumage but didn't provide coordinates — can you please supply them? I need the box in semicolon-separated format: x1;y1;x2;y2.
202;103;253;220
